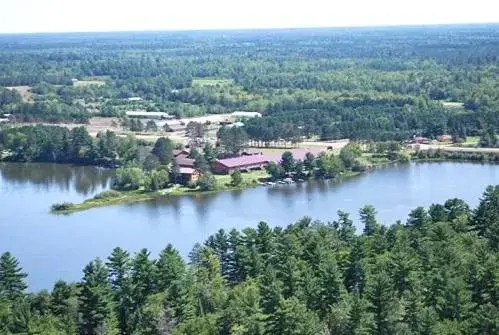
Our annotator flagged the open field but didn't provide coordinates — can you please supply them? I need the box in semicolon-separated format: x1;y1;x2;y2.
442;101;465;108
6;86;32;102
192;78;234;87
73;80;106;87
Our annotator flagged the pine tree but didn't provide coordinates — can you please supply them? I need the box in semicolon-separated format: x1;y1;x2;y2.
360;205;378;236
156;244;185;292
106;247;133;335
0;252;27;302
78;258;115;335
267;297;322;335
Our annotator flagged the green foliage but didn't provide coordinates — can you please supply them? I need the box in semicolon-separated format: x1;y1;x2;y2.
151;137;174;165
51;202;75;211
230;170;243;186
0;125;140;166
265;162;285;181
217;126;249;157
3;185;499;334
113;166;145;190
197;173;217;191
0;252;27;302
144;169;170;191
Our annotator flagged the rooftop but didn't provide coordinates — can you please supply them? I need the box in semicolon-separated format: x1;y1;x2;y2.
215;155;270;168
179;167;197;174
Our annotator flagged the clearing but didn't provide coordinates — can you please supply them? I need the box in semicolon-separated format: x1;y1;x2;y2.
192;78;234;87
6;86;32;102
73;80;106;87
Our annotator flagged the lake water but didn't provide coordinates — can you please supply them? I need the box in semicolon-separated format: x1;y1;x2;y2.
1;161;498;291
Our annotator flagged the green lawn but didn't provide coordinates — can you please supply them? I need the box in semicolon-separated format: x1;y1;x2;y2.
192;78;234;87
73;80;106;87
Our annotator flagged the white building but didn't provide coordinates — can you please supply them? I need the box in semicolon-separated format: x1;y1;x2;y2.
125;111;173;120
231;111;262;119
127;97;144;102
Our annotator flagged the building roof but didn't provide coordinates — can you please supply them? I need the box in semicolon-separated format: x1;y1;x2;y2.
176;156;195;167
127;97;143;101
173;149;189;157
126;111;170;118
179;167;198;175
215;155;270;168
231;111;262;118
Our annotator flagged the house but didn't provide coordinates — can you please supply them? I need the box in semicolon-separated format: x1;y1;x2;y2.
411;136;430;144
125;111;172;120
231;111;262;119
164;120;187;132
179;167;201;184
212;155;270;174
173;149;190;158
176;155;196;168
438;135;453;142
225;122;245;129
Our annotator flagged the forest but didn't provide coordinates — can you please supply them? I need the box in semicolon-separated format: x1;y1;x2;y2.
1;185;499;334
1;25;499;140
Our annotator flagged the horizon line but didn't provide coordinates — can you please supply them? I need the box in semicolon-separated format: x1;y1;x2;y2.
1;21;498;36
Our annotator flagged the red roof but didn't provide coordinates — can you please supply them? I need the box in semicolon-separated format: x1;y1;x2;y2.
179;167;197;174
215;148;325;169
176;156;195;167
215;155;271;168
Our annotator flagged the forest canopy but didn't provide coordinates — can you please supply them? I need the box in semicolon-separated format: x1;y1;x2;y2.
0;25;498;139
1;185;499;334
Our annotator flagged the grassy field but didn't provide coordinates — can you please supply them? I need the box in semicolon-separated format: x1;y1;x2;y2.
6;86;32;102
73;80;106;87
442;101;465;109
192;78;234;87
454;136;479;147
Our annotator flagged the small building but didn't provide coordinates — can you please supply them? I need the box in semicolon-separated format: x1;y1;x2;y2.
127;97;144;102
176;155;196;168
179;167;201;184
173;149;190;158
411;136;430;144
231;111;262;119
438;135;453;142
225;122;245;129
164;120;186;132
212;155;270;174
126;111;172;120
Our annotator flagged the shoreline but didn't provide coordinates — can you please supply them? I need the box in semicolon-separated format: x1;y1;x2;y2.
46;151;499;215
50;169;366;215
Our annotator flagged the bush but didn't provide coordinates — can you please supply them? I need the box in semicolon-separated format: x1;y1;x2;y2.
51;202;75;211
93;190;121;200
230;170;243;186
197;173;217;191
112;167;145;191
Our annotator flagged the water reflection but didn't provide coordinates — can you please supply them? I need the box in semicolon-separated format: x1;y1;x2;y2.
0;163;113;196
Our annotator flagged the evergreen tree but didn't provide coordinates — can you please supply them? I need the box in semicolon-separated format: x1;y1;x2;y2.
151;137;174;165
78;258;115;335
360;205;378;236
0;252;27;302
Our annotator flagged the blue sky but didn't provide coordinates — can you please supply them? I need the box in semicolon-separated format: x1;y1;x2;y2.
1;0;498;33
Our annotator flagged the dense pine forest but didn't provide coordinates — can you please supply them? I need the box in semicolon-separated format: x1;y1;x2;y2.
1;185;499;334
1;25;499;140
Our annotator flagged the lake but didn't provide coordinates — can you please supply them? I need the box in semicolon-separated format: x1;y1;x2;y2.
1;161;498;291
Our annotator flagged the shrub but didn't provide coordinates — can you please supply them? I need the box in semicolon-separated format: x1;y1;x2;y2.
93;190;121;200
51;202;75;211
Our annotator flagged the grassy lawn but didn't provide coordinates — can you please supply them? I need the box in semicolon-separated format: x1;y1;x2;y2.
192;78;234;87
453;136;479;147
74;80;106;87
215;170;269;187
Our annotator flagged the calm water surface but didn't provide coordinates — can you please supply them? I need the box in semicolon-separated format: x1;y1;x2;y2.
0;161;498;290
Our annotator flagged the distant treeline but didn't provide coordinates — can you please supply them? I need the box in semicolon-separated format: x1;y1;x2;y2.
2;184;499;334
0;125;139;166
1;26;499;133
